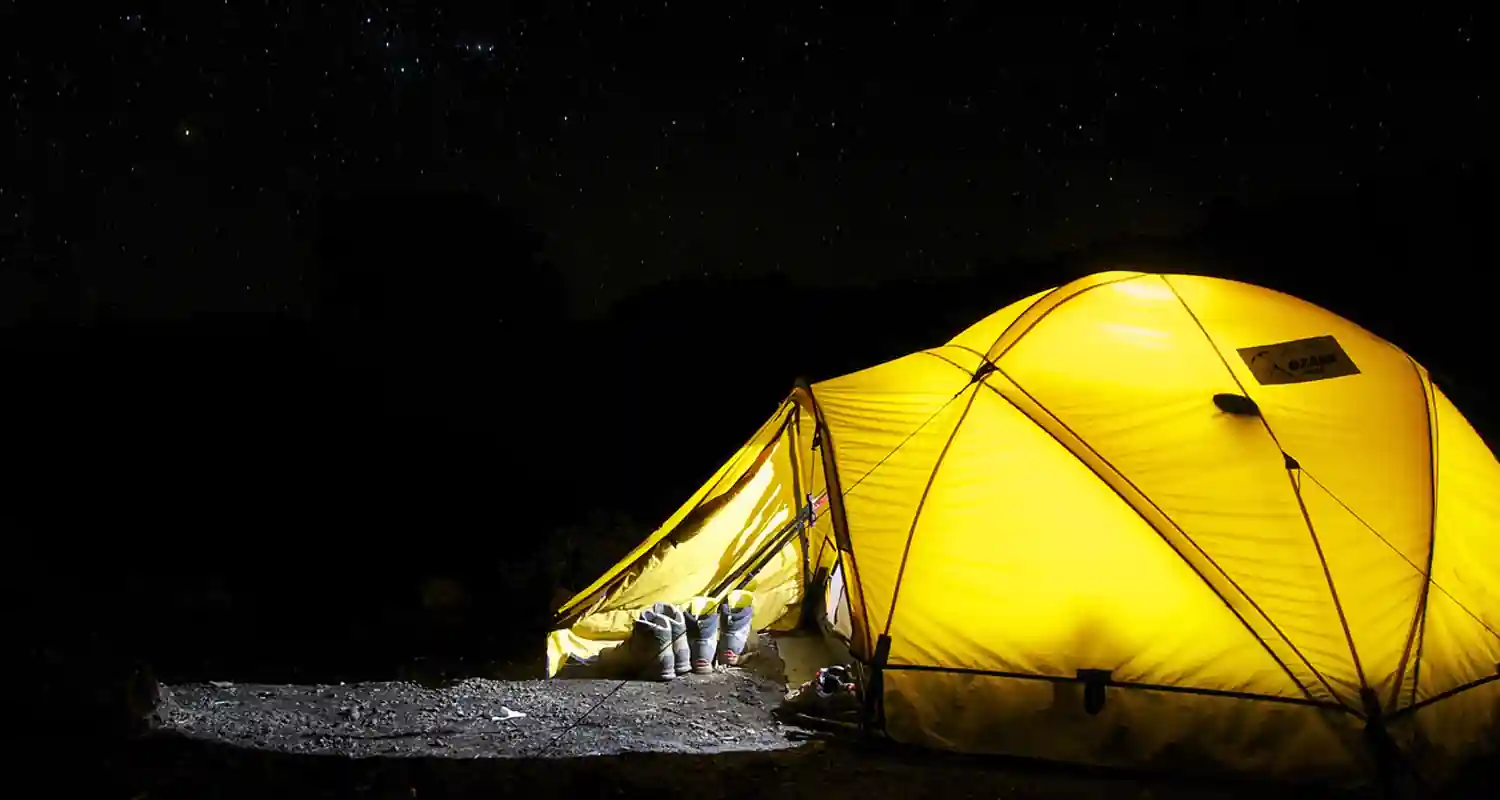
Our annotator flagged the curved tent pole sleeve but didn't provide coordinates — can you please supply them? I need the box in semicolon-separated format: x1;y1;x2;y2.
787;404;813;589
1396;357;1439;712
788;403;804;507
794;378;875;663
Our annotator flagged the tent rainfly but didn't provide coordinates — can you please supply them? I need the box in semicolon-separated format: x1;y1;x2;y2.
547;271;1500;786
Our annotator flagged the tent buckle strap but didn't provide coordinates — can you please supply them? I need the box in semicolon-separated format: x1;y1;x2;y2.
1076;669;1113;716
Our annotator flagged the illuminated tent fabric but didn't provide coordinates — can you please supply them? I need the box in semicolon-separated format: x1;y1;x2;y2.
547;271;1500;784
547;390;847;671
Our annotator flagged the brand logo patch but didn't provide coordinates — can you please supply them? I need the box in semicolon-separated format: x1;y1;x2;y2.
1236;335;1361;385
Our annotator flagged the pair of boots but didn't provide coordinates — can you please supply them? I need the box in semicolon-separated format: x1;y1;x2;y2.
630;590;755;681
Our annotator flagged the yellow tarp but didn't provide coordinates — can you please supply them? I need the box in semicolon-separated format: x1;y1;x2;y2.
545;271;1500;784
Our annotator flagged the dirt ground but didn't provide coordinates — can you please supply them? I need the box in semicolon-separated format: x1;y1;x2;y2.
103;669;1358;800
93;639;1491;800
157;668;797;760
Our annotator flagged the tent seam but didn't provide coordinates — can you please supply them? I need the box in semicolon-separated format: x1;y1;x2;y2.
1286;473;1371;694
983;272;1149;362
836;385;966;499
795;379;877;662
1407;361;1441;710
976;371;1325;705
1159;275;1369;703
1387;673;1499;722
881;385;983;637
920;349;972;373
916;348;1329;703
979;283;1061;356
937;343;986;358
1388;359;1436;709
1295;469;1495;643
788;405;812;589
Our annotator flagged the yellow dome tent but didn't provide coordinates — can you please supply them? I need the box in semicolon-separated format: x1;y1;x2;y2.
547;271;1499;784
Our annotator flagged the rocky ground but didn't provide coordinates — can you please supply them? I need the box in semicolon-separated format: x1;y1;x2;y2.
77;638;1491;800
97;667;1367;800
157;668;798;759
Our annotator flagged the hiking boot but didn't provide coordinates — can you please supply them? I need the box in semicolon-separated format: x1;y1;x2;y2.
652;602;691;676
633;608;677;681
719;589;755;666
685;596;720;674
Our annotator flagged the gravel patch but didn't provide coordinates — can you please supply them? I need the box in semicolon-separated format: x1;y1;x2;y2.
160;668;798;759
122;651;1489;799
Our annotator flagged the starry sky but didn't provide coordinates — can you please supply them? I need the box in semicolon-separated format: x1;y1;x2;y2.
5;4;1497;518
6;5;1498;678
6;4;1488;322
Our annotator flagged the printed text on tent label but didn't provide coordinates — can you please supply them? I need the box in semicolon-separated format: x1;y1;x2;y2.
1236;335;1361;386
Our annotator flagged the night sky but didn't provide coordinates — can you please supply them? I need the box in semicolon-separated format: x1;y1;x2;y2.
6;5;1496;678
8;6;1487;318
